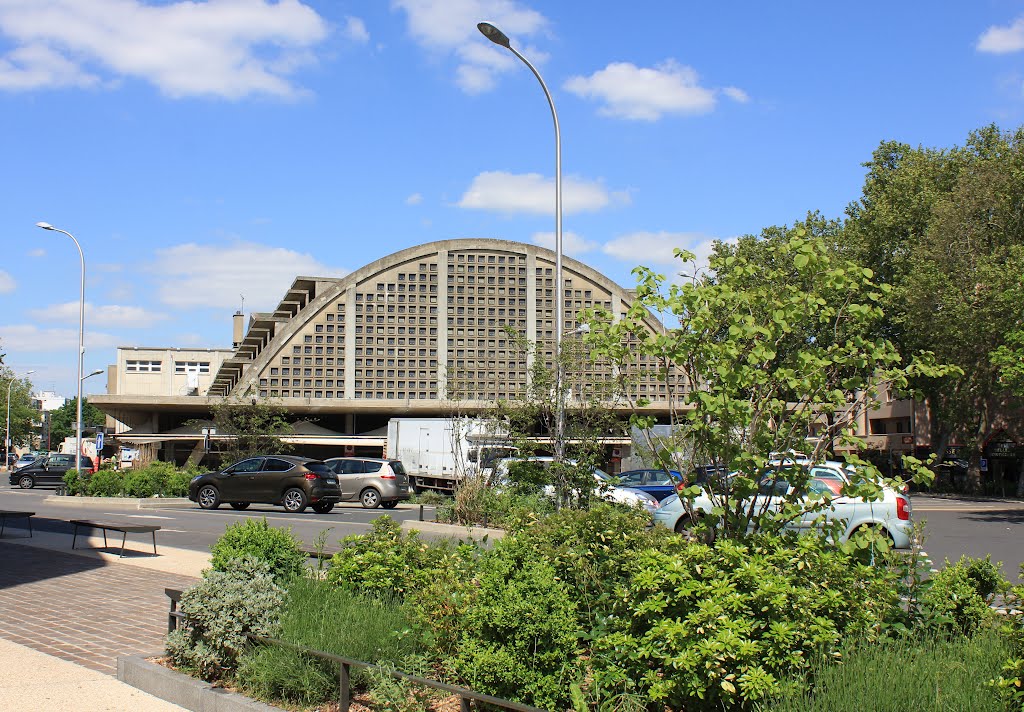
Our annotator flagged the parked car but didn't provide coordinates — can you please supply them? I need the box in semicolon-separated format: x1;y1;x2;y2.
9;454;96;489
616;465;732;501
493;456;661;516
653;460;913;547
12;452;41;470
6;452;18;468
322;457;411;509
187;455;341;513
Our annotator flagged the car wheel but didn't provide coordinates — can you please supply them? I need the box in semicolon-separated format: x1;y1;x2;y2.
229;502;250;511
674;515;715;544
312;502;334;514
18;475;34;489
197;485;221;510
381;500;398;509
282;487;308;513
360;488;381;509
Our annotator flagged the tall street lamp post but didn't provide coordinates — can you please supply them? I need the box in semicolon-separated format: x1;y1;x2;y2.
36;222;86;474
5;370;35;469
477;21;567;463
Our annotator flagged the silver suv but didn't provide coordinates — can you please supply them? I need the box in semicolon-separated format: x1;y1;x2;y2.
323;457;411;509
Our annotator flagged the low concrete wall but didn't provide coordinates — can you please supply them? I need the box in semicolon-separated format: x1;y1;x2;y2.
43;496;194;509
118;655;283;712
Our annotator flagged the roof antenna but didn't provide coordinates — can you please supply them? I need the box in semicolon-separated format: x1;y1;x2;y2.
239;294;245;313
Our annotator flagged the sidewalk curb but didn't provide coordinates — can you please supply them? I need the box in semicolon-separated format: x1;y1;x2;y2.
400;519;506;540
43;495;195;509
118;655;284;711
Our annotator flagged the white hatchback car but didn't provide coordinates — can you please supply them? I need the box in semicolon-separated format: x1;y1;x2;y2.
493;456;660;516
652;459;913;548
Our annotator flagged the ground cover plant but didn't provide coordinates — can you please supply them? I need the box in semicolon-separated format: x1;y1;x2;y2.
62;461;199;497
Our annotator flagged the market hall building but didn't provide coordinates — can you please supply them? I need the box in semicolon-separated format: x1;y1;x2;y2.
91;239;672;466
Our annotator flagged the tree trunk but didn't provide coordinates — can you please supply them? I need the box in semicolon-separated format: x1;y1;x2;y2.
966;449;983;493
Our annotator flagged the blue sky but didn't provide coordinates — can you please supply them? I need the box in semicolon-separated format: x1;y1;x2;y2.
2;0;1024;398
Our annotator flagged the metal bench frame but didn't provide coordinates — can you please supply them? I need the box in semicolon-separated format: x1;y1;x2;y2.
0;511;34;538
71;519;160;557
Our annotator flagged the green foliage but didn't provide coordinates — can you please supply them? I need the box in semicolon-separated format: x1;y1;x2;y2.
209;518;306;584
86;469;125;496
588;533;903;710
326;516;455;598
1;369;36;447
237;577;420;705
62;469;86;496
47;397;105;446
436;475;554;528
584;224;954;540
365;654;442;712
450;553;581;711
990;565;1024;710
209;393;294;463
764;629;1011;712
164;469;194;496
165;557;285;681
124;469;160;497
922;556;1006;636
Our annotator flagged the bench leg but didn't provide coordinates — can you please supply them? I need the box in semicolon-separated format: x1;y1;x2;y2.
152;530;157;556
0;514;5;538
26;516;31;538
120;531;127;558
103;529;108;549
72;523;79;549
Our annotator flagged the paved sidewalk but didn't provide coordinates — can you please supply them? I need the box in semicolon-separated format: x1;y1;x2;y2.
0;527;209;710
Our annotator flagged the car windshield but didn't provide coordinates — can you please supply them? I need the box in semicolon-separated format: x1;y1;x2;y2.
388;460;407;475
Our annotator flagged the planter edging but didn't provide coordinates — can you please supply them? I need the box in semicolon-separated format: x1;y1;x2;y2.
117;654;284;711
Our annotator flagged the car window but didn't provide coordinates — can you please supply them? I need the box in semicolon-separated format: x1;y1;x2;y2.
362;460;383;473
226;458;264;474
49;455;73;467
306;461;331;475
331;459;362;475
388;460;406;476
810;477;842;495
263;458;295;472
646;470;674;485
618;471;646;486
759;476;790;496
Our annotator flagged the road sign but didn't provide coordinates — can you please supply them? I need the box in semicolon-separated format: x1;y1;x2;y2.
980;458;988;472
95;432;104;452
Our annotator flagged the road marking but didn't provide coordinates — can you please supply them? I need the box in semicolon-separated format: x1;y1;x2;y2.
103;513;176;520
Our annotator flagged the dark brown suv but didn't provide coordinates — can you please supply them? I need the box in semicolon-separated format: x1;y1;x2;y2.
188;455;341;513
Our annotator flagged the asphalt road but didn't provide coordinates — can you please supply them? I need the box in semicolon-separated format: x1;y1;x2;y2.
2;485;1022;582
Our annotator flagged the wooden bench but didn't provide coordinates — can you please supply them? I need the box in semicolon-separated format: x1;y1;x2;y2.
70;519;160;558
0;510;34;538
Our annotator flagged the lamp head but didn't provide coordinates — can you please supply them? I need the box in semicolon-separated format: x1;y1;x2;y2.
36;222;54;230
477;22;510;48
26;370;35;376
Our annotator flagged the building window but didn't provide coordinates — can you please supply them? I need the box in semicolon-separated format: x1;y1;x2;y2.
174;361;210;374
126;360;161;373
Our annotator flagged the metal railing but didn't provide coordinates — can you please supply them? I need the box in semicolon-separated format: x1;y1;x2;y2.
165;588;545;712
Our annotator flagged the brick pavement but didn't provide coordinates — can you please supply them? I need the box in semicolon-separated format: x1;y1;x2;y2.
0;542;198;676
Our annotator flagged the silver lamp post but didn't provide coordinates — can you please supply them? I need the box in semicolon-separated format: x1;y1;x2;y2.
5;370;35;469
477;21;566;463
36;222;86;474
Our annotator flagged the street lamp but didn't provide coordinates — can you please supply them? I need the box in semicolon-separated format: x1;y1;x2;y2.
477;21;566;463
5;370;35;469
37;221;86;474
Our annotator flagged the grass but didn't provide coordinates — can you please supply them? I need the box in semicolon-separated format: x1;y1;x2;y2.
237;576;420;707
763;627;1012;712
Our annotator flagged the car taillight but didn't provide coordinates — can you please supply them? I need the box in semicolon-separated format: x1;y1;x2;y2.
896;495;911;521
380;472;396;479
305;473;318;481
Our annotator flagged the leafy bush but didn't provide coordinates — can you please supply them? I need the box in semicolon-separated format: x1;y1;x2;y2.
450;554;581;711
587;533;903;710
166;557;285;680
210;518;307;584
164;469;194;496
86;469;126;496
990;565;1024;710
326;516;454;598
62;469;86;496
124;469;160;497
922;556;1006;636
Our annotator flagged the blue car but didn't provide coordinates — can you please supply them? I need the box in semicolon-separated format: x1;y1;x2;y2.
615;468;682;501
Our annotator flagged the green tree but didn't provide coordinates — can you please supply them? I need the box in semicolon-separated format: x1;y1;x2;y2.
2;367;37;450
584;226;953;540
209;392;293;463
847;125;1024;491
48;397;105;446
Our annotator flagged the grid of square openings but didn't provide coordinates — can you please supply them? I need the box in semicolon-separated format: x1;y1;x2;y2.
446;251;529;400
353;262;439;400
260;307;346;399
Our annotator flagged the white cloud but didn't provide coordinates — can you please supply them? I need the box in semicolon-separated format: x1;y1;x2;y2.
603;231;727;268
530;231;597;256
392;0;548;93
564;60;724;121
29;301;168;327
978;17;1024;53
342;16;369;43
0;270;14;293
0;324;120;351
457;171;626;215
0;0;329;99
723;86;750;103
28;248;46;258
405;192;423;205
149;240;349;310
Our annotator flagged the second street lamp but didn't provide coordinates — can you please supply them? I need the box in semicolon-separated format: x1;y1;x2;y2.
37;221;86;475
477;21;567;464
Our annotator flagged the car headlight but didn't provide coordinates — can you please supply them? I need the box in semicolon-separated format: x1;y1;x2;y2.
190;475;202;483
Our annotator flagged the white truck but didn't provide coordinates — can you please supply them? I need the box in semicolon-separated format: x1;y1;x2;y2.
385;417;516;493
